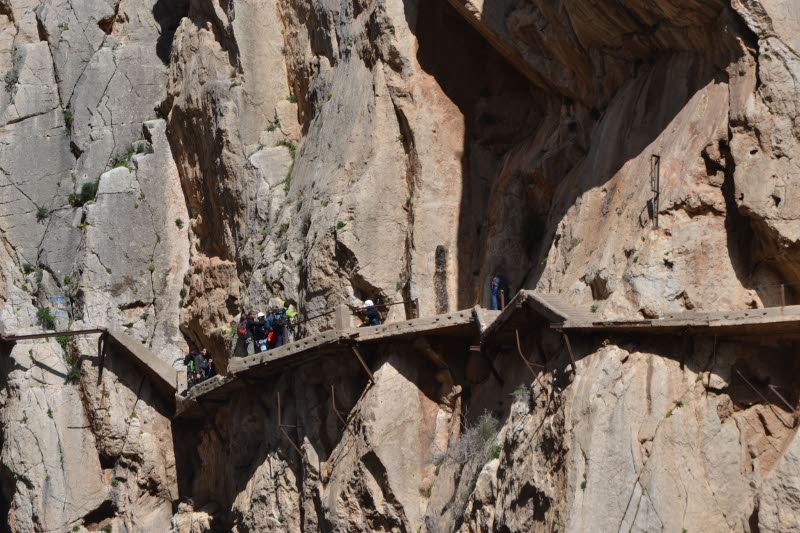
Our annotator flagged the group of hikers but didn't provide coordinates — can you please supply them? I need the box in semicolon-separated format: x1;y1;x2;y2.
182;298;388;390
237;302;297;355
183;273;511;387
183;348;216;387
182;275;509;388
181;277;511;389
235;299;384;356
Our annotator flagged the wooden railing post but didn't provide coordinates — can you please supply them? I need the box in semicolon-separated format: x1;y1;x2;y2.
335;303;350;332
781;284;785;312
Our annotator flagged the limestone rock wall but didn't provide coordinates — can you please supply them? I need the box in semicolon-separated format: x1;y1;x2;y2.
161;0;800;335
0;0;799;530
443;331;800;533
181;329;800;533
0;0;189;529
456;0;800;318
180;342;464;532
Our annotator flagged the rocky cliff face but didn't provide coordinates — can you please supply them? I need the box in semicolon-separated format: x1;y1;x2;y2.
1;0;799;530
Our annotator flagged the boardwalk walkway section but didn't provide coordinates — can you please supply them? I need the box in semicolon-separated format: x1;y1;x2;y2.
1;327;181;407
104;328;182;397
480;290;593;345
560;304;800;339
481;291;800;344
11;292;794;423
176;310;484;419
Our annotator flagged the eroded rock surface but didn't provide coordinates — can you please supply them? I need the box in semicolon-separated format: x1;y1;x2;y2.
0;0;799;530
0;0;188;529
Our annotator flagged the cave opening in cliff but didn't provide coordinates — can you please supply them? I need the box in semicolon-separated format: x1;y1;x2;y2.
81;500;117;531
153;0;190;63
412;0;544;310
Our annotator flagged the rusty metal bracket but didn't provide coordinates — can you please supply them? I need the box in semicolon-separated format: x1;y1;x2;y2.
351;346;375;383
768;385;797;415
515;330;545;374
557;329;578;375
515;329;547;391
330;385;356;437
735;370;795;428
277;391;303;454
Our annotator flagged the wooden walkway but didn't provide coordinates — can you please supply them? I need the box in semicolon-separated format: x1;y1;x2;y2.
559;304;800;338
176;292;800;419
6;291;797;422
175;309;486;419
483;290;800;344
1;327;182;401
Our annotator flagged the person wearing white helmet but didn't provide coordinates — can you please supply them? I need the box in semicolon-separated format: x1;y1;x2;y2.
359;299;382;327
252;311;270;352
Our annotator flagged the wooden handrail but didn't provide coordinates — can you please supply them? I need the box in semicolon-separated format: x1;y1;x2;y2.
1;328;106;342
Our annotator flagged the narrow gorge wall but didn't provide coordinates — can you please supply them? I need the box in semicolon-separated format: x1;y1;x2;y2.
0;0;798;530
175;328;800;532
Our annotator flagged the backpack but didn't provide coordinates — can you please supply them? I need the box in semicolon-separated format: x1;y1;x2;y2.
253;320;269;339
237;320;248;336
271;309;287;330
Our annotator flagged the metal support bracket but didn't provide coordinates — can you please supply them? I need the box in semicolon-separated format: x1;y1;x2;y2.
558;330;578;375
277;391;303;455
515;330;548;392
351;346;375;383
768;384;798;415
735;370;795;428
650;154;661;230
330;385;356;437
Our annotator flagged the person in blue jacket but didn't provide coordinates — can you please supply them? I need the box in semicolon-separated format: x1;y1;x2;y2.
359;300;383;327
491;274;510;310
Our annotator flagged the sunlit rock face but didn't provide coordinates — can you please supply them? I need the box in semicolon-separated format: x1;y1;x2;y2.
1;0;799;530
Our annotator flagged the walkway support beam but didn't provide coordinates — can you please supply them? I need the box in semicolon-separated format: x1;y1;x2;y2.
650;154;661;230
560;330;578;375
351;346;375;383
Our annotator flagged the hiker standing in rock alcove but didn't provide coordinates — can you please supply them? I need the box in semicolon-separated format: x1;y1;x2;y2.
491;273;511;310
358;300;383;327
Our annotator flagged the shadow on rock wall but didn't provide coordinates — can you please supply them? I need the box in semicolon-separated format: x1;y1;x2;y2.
410;0;758;311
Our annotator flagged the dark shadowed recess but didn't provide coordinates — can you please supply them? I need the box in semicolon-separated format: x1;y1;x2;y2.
408;0;757;309
410;0;543;309
0;343;15;532
153;0;190;63
0;462;9;533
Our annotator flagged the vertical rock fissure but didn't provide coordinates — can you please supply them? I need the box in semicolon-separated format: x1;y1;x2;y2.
390;98;419;311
